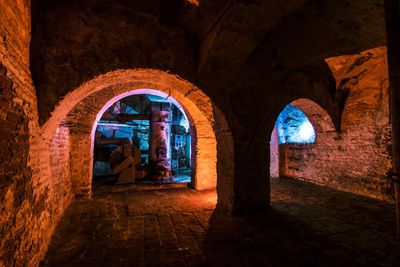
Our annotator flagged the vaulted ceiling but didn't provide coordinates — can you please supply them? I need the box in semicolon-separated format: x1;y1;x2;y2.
30;0;386;125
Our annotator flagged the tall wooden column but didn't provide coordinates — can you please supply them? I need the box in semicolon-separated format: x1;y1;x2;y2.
385;0;400;237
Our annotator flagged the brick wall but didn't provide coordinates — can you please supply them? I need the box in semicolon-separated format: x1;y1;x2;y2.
0;1;73;265
279;48;393;201
49;122;72;207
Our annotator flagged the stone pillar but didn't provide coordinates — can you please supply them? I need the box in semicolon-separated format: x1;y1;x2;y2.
384;0;400;237
233;130;270;214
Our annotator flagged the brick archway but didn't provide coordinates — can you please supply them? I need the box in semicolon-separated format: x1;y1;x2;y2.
269;98;337;180
289;98;336;136
42;69;234;210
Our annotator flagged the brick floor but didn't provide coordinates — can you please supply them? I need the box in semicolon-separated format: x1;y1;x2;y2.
41;179;400;267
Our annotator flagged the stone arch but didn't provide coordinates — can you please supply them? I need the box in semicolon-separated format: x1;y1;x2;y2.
41;69;234;210
289;98;336;137
269;98;337;180
77;88;212;194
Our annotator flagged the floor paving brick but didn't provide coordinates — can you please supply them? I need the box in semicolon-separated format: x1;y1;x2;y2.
42;179;400;266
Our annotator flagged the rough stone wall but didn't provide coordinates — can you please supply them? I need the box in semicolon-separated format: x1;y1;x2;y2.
281;48;392;201
0;1;73;265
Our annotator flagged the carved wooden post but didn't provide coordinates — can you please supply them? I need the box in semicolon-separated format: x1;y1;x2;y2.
385;0;400;237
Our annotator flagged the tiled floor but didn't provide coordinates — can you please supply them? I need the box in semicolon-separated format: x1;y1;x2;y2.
42;179;400;267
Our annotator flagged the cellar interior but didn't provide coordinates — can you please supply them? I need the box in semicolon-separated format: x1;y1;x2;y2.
1;0;400;266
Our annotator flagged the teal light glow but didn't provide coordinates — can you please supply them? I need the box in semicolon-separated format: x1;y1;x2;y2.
276;104;316;144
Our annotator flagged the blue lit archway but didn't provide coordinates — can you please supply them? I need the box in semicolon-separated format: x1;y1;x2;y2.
275;104;316;144
270;98;336;179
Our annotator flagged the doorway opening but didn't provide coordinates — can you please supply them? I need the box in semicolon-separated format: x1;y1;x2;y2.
92;93;192;188
45;69;231;201
270;104;316;178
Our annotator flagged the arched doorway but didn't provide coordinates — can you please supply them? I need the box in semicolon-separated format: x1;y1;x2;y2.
270;98;335;181
92;91;194;189
41;69;234;210
270;103;316;178
68;86;218;197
